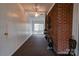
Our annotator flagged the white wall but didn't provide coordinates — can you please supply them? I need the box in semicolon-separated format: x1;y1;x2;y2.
0;4;32;56
72;3;79;55
77;4;79;56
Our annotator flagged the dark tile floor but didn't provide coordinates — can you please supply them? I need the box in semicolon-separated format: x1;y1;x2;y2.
13;34;55;56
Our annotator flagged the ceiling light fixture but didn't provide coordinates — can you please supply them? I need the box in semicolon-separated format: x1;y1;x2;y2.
34;4;39;17
35;12;39;17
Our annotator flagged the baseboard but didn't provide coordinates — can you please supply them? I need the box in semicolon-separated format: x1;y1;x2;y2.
10;34;32;56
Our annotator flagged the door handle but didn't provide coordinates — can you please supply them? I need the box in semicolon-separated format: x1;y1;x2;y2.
4;33;8;36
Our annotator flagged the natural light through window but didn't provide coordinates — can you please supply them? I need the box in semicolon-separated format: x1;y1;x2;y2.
34;24;44;31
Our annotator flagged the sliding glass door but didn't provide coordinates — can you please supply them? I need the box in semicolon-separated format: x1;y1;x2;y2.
33;23;44;34
32;15;45;34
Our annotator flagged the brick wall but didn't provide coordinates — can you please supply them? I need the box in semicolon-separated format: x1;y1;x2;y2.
46;3;73;54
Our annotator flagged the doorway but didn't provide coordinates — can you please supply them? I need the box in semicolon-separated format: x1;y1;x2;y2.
32;15;45;34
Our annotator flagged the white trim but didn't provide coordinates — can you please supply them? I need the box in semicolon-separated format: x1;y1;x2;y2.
47;3;55;15
72;3;78;56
